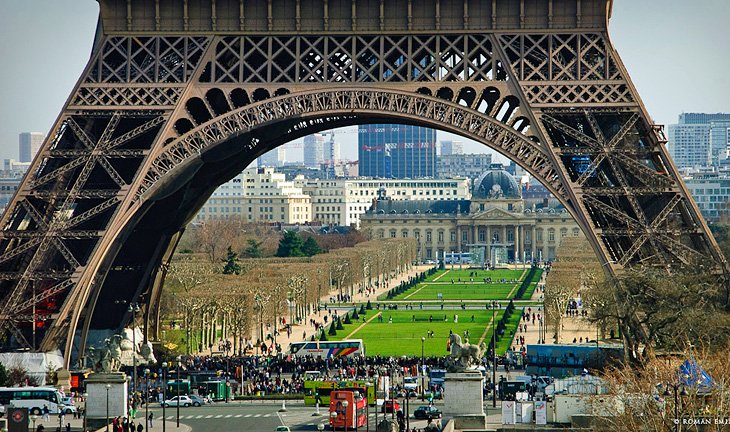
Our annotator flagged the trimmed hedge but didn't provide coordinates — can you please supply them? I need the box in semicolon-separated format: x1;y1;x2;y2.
377;268;438;300
513;266;538;300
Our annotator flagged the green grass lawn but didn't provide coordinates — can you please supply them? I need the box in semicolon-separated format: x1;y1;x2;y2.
392;283;517;301
329;310;512;357
425;268;526;282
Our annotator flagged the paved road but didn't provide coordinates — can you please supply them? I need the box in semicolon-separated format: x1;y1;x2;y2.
146;401;440;431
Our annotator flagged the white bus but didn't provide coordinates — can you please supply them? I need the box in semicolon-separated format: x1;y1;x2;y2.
289;339;365;359
0;387;68;415
444;252;473;265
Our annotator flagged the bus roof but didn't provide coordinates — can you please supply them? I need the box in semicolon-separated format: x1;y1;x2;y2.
0;387;58;391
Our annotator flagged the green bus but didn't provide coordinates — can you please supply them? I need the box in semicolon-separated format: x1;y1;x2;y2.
303;380;375;406
200;380;230;401
167;379;191;396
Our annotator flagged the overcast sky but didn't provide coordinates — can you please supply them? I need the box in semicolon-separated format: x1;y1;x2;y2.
0;0;728;162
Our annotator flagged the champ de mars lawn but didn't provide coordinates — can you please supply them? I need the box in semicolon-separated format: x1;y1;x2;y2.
329;309;519;357
391;267;542;301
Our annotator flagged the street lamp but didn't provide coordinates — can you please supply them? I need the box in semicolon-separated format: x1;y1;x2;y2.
421;336;426;400
58;403;65;432
81;392;88;432
374;374;379;429
342;400;349;432
663;383;688;432
176;356;182;428
161;362;168;432
143;369;150;432
492;303;497;408
105;384;111;432
330;411;338;432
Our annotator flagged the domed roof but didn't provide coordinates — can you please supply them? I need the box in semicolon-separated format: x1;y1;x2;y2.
473;165;521;199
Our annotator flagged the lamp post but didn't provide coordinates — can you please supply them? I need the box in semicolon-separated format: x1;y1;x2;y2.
365;386;370;432
176;356;182;428
330;411;338;432
663;383;688;432
342;400;349;432
492;303;497;408
421;337;426;400
389;368;394;422
374;374;379;429
144;368;150;432
58;403;65;432
105;384;111;432
161;362;168;432
82;392;88;432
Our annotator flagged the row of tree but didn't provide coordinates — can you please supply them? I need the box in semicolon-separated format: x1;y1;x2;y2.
179;219;367;263
162;238;417;355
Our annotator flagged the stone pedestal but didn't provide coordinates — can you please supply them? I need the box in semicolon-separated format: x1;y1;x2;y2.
443;372;487;430
56;368;72;390
85;372;128;430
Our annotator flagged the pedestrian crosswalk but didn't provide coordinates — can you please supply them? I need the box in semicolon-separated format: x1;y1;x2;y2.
164;413;274;420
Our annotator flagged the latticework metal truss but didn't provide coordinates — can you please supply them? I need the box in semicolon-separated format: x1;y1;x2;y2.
0;0;725;366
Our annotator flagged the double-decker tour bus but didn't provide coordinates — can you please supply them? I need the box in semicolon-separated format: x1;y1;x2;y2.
289;339;365;359
329;390;367;431
304;380;375;406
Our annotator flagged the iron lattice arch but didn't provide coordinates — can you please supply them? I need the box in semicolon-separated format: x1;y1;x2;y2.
0;0;725;366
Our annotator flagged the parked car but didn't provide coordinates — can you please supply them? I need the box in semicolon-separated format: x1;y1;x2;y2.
162;396;194;407
275;427;291;432
381;400;401;414
189;395;207;407
403;377;418;391
61;397;75;407
413;405;442;420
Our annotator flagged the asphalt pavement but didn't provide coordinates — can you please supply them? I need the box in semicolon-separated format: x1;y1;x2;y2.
145;400;440;432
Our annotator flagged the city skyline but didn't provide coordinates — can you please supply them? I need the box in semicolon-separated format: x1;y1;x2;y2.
0;1;728;165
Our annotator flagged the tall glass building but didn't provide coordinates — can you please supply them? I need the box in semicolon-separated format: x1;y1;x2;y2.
358;124;437;178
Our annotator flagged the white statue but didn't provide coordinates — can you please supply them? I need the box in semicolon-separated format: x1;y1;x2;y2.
447;333;486;372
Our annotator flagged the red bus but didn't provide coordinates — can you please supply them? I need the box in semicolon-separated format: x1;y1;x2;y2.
329;390;367;430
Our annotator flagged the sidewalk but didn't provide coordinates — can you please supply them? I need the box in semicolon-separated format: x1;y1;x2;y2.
197;264;435;355
510;270;599;350
30;417;190;432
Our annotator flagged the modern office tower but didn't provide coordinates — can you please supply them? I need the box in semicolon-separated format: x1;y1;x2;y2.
358;124;437;178
303;133;325;167
668;113;730;169
440;140;464;155
256;146;286;167
18;132;45;163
